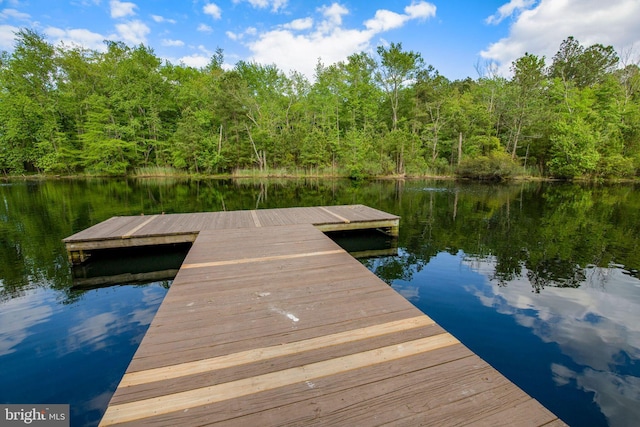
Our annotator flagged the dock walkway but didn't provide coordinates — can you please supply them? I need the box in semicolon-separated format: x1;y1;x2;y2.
64;206;564;426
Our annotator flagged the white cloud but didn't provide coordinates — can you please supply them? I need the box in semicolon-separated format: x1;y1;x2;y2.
226;27;256;41
481;0;640;75
0;24;18;49
0;291;53;356
109;0;137;19
284;17;313;31
197;44;212;55
151;14;176;24
405;1;437;19
248;27;373;78
571;368;640;426
67;312;118;352
486;0;535;25
233;0;288;13
318;3;348;33
365;10;407;32
114;19;149;45
244;1;436;79
203;3;222;20
161;38;184;47
179;53;210;68
44;26;106;51
464;256;640;372
0;8;31;21
463;255;640;426
365;1;437;32
197;23;213;33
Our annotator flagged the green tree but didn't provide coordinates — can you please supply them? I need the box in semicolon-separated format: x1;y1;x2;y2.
0;29;60;173
234;61;295;170
549;36;619;89
547;114;600;177
340;52;380;132
507;53;547;161
376;42;424;131
55;45;103;172
412;73;451;163
80;93;137;175
308;61;345;169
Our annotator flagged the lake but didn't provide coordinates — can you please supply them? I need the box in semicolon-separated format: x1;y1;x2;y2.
1;178;639;426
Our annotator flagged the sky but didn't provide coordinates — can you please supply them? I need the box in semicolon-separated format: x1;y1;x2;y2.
0;0;639;81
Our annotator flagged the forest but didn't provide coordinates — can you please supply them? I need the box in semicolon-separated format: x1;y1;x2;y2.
1;28;639;179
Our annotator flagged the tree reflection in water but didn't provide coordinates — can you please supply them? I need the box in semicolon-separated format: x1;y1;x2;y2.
1;179;639;426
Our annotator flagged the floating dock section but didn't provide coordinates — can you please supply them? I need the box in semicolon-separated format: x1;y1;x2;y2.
63;205;564;426
64;205;399;264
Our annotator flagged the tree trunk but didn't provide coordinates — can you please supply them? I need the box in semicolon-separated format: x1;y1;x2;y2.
512;115;523;160
245;124;263;171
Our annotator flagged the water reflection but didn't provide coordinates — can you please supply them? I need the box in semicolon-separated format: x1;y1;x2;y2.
70;245;188;289
552;365;640;427
0;283;168;426
465;256;640;427
465;257;640;369
0;290;54;356
374;248;640;427
1;178;640;426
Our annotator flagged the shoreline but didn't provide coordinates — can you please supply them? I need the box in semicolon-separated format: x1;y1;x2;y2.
1;172;638;184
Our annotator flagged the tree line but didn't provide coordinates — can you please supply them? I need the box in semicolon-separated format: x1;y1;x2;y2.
1;29;639;179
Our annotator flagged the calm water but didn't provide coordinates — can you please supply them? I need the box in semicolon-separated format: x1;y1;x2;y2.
1;179;639;426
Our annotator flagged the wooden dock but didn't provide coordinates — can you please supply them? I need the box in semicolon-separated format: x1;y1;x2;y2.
64;205;399;264
64;206;564;426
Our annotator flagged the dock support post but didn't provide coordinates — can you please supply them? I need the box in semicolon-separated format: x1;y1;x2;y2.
387;223;399;237
68;249;89;265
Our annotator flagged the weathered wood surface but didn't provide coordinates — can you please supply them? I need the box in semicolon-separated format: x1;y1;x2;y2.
63;205;399;263
99;224;564;426
64;205;399;244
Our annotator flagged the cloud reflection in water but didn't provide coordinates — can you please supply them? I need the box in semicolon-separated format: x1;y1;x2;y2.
463;255;640;427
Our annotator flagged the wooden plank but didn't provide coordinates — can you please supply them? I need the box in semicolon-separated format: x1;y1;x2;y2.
100;334;460;426
122;288;417;370
318;206;350;223
63;216;136;242
198;353;505;427
63;206;400;252
123;307;422;373
122;215;158;237
65;233;197;251
113;322;446;405
250;210;262;227
181;249;344;269
119;315;435;387
326;204;396;222
77;207;563;426
177;225;337;265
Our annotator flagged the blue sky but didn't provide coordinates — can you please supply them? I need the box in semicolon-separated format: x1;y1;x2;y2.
1;0;639;80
